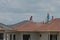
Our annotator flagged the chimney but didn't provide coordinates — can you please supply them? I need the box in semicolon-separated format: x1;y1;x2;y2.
47;13;50;22
43;21;44;24
51;16;54;20
30;16;33;21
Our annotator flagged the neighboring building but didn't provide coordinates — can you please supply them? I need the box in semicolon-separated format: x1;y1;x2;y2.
0;14;60;40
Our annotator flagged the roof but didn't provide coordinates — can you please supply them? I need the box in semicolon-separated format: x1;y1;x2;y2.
0;20;35;31
37;18;60;31
0;23;14;31
10;20;30;27
13;21;43;31
0;18;60;32
13;18;60;32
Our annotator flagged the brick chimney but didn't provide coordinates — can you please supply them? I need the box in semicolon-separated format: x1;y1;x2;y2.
30;16;33;21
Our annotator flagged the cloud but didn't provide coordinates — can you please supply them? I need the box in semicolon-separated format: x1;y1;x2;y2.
0;0;60;24
36;1;57;12
0;0;58;13
0;12;37;24
0;0;21;8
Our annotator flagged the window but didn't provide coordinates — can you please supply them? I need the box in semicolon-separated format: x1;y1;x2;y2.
50;34;57;40
0;33;3;40
23;34;30;40
13;34;16;40
10;34;12;40
0;33;3;39
10;34;16;40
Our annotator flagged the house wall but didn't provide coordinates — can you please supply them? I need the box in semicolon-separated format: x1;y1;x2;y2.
3;32;60;40
15;32;49;40
15;32;21;40
39;32;49;40
4;32;17;40
57;32;60;40
30;33;40;40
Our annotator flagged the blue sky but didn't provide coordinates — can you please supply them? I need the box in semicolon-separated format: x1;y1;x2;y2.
0;0;60;25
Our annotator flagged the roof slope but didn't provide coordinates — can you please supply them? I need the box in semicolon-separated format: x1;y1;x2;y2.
13;21;43;31
11;20;30;28
0;23;13;31
13;18;60;31
36;18;60;31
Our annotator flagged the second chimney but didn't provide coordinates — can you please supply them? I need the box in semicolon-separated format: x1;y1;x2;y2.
51;16;54;20
30;16;33;21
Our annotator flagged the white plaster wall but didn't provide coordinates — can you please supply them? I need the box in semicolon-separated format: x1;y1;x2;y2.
31;33;40;40
58;32;60;40
16;33;21;40
16;32;49;40
39;32;49;40
16;32;40;40
3;33;8;40
3;32;60;40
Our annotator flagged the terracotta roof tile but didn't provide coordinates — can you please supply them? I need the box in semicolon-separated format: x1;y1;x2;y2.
37;18;60;31
13;18;60;31
14;21;43;31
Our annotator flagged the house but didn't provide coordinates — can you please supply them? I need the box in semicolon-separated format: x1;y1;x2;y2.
0;14;60;40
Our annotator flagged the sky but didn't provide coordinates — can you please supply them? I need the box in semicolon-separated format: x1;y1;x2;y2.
0;0;60;25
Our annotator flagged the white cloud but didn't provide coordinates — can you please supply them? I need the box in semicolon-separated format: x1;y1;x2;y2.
22;13;36;16
0;0;59;24
0;12;37;24
0;0;23;8
37;2;57;12
0;13;13;21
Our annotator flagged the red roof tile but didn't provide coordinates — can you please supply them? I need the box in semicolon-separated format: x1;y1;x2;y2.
37;18;60;31
13;21;43;31
13;18;60;31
